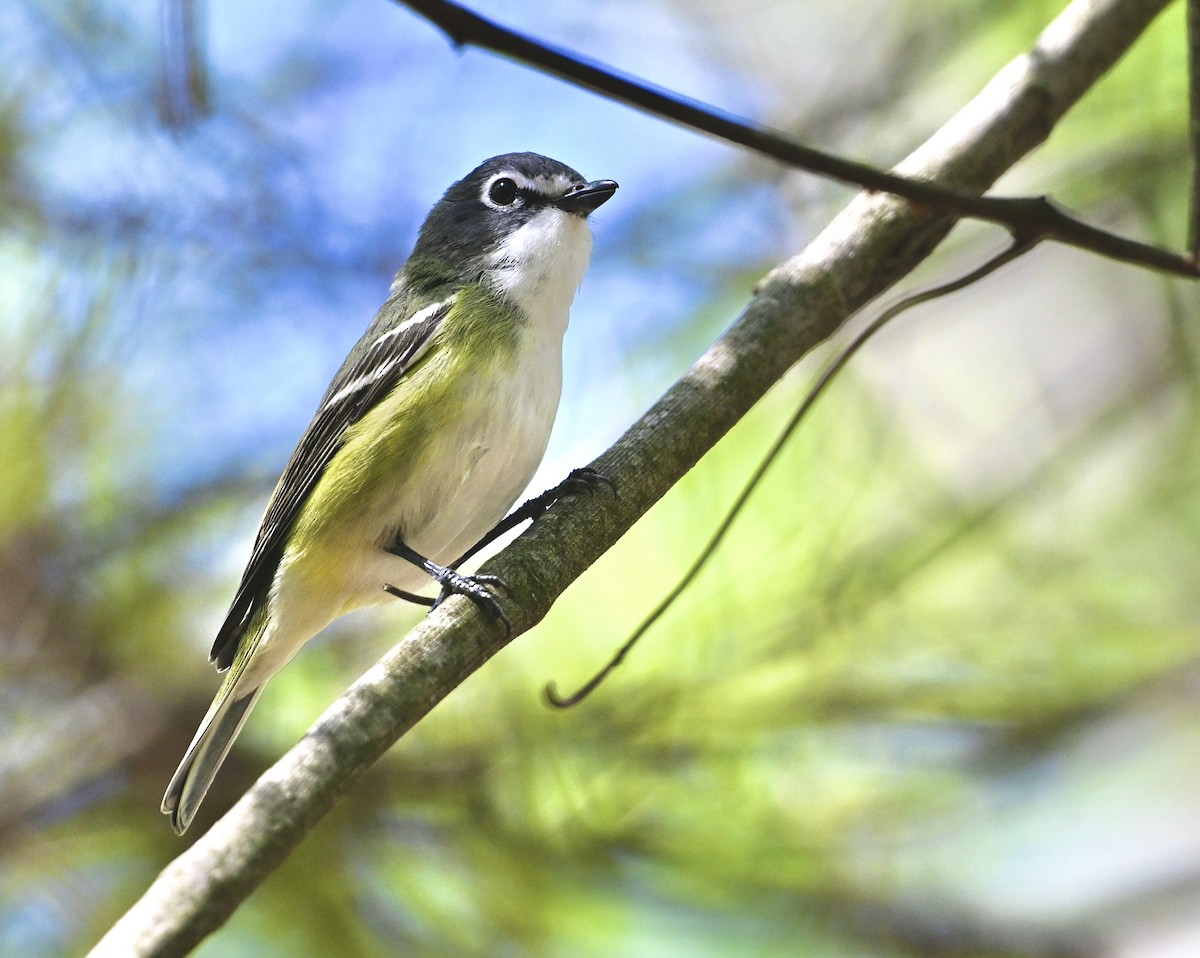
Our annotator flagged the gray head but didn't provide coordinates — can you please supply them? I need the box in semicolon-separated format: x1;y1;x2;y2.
409;152;618;276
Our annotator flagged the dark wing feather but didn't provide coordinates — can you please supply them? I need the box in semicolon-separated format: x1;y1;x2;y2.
209;293;455;670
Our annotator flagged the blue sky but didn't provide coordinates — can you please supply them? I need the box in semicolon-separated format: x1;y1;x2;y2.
6;0;790;504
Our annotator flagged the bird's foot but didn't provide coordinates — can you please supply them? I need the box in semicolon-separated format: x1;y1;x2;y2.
431;569;510;634
534;466;615;510
385;569;509;634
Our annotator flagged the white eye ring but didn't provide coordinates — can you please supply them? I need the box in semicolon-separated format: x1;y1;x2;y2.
482;174;524;210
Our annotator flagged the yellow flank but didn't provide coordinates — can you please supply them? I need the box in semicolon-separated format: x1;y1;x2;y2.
280;284;523;611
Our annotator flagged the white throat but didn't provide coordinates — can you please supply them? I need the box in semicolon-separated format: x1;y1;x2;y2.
484;208;594;335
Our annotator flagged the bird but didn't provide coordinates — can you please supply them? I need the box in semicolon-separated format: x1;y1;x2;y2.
161;152;617;834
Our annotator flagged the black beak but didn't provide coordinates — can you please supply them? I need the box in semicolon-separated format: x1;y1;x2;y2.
555;179;619;216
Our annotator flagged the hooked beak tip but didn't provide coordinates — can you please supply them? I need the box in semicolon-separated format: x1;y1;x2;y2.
556;179;619;216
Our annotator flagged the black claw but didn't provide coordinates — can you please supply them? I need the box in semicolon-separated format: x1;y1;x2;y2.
431;569;511;636
475;574;510;594
560;466;616;499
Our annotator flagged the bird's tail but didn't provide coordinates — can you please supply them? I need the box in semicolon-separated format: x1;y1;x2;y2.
160;660;266;835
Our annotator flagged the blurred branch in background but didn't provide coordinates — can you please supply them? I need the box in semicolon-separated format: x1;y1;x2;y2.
157;0;211;130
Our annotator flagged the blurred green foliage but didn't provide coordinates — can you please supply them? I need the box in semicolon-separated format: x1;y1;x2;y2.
0;0;1197;956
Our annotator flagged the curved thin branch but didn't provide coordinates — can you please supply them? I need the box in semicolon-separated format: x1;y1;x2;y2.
393;0;1197;279
88;0;1177;954
544;237;1038;709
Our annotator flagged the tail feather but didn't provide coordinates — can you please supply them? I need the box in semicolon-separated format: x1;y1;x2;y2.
161;681;265;835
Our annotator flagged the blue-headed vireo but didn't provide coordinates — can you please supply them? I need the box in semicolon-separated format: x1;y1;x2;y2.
162;152;618;834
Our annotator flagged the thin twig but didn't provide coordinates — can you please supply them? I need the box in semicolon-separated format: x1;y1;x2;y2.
392;0;1197;279
545;239;1038;708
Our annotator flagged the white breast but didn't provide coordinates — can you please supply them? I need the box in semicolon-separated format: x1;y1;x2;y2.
359;207;594;590
423;207;594;558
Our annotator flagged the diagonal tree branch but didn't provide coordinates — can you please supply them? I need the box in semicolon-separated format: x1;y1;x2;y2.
394;0;1198;279
88;0;1177;954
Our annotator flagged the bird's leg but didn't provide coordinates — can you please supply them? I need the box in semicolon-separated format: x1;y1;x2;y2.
384;539;511;635
382;585;435;607
450;467;615;569
382;469;613;622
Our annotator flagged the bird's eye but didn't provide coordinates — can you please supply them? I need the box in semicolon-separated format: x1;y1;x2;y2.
487;177;519;207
